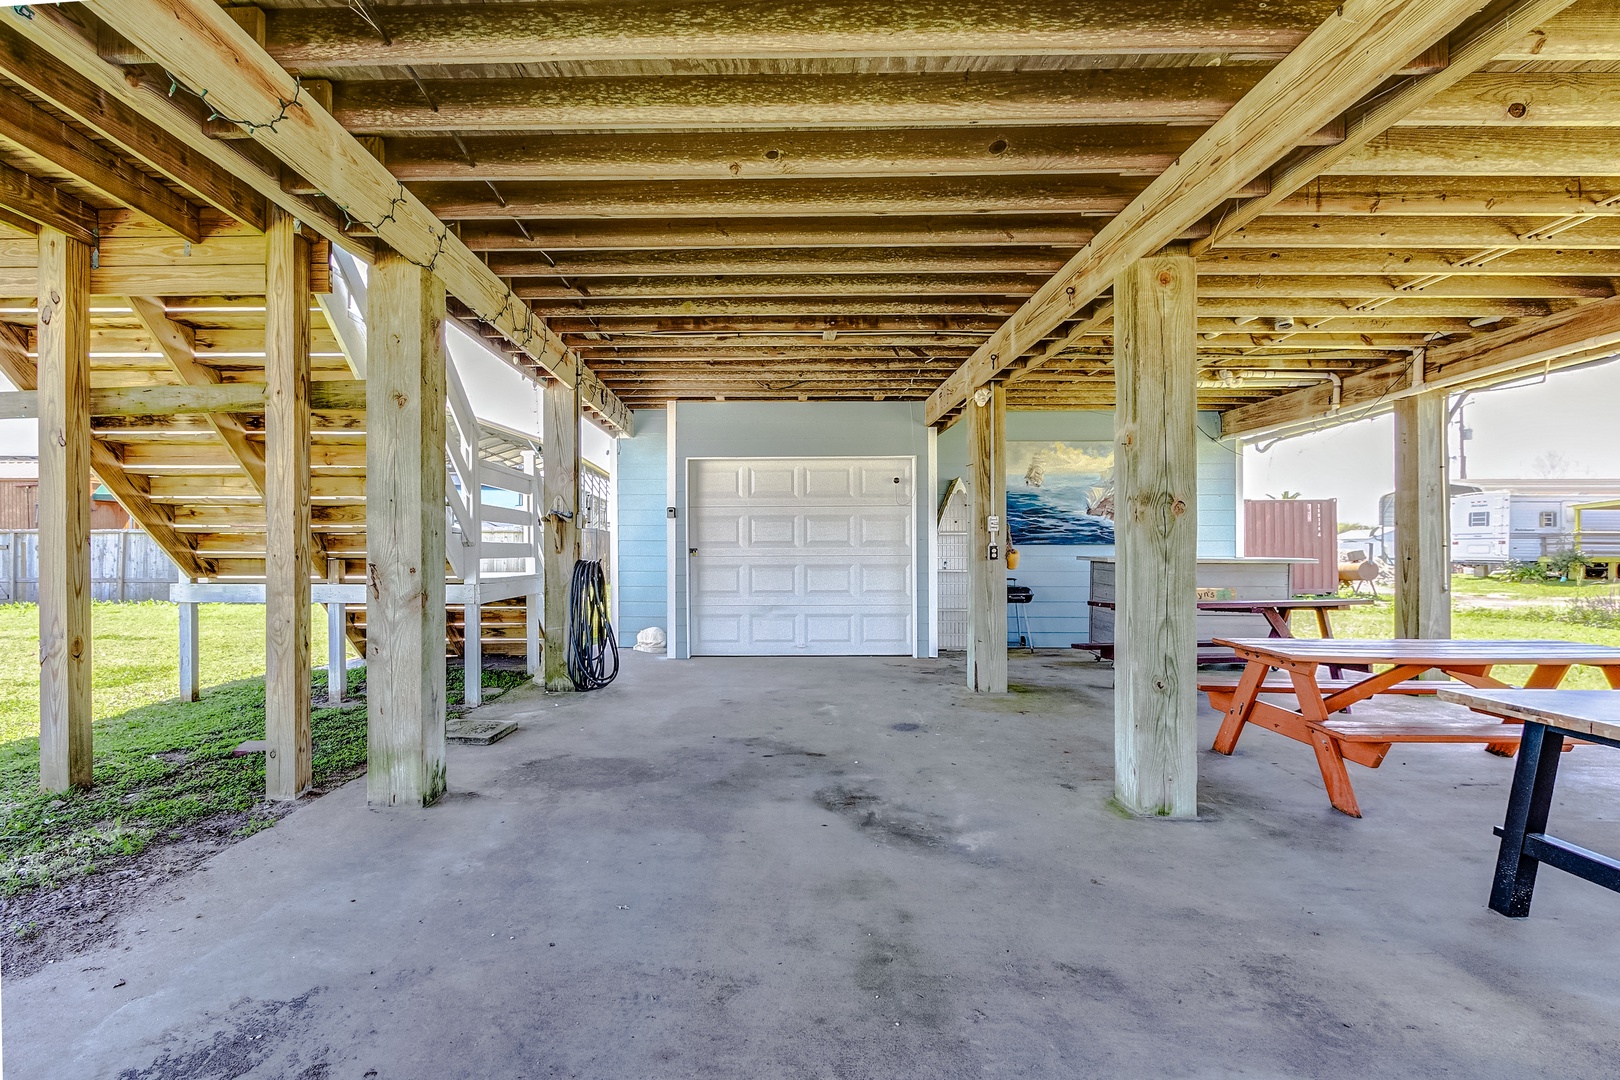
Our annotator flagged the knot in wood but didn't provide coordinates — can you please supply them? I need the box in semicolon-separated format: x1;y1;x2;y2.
1171;499;1188;516
1507;101;1528;118
39;304;52;326
392;392;408;408
1157;271;1173;286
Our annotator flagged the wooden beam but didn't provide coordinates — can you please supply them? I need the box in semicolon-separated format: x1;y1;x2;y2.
1199;250;1620;277
0;23;267;230
342;71;1268;133
516;275;1044;300
542;375;580;692
1113;254;1199;817
1221;295;1620;436
1;7;355;249
261;1;1333;67
1329;128;1620;177
1266;176;1620;217
490;248;1069;278
0;380;366;419
0;81;202;242
365;251;447;808
1189;0;1580;256
1212;215;1620;250
925;0;1486;425
0;162;97;244
1393;393;1451;640
457;217;1099;252
85;0;631;437
965;382;1007;693
378;124;1258;181
416;176;1157;221
36;227;92;792
264;208;312;801
126;296;268;495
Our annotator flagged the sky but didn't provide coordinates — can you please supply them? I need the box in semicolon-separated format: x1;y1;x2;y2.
1242;359;1620;526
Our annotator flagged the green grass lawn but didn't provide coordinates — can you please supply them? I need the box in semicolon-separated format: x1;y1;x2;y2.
1292;583;1620;690
0;602;341;746
1449;575;1600;601
0;602;527;900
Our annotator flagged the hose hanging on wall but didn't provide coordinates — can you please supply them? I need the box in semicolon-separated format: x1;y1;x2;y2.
566;559;619;691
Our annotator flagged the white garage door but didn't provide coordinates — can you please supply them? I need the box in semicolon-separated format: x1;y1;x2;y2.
689;457;915;656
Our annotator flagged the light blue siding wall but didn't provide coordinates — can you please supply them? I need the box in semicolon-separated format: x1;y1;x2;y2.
614;410;668;637
936;410;1238;649
670;401;934;659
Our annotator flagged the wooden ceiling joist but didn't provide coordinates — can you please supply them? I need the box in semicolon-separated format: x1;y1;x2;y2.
925;0;1489;424
218;1;1340;69
1190;0;1581;257
80;0;632;435
1221;295;1620;437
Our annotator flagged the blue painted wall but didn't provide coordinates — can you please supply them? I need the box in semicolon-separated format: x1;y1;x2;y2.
615;404;1239;655
936;410;1239;649
615;410;668;637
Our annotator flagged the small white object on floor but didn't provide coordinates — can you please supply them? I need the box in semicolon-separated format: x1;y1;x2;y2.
634;627;667;653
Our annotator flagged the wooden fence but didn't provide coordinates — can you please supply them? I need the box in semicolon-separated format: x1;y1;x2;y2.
0;529;178;602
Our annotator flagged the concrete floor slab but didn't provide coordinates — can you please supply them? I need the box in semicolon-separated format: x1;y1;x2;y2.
6;652;1620;1078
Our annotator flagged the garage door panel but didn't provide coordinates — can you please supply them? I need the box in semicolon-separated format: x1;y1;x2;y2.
748;563;799;595
858;563;913;598
690;456;914;656
805;613;857;645
747;466;798;499
805;564;856;596
803;465;856;500
747;513;798;547
858;466;911;499
860;613;913;645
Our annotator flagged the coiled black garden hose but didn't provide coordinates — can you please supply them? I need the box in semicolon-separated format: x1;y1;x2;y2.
566;559;619;690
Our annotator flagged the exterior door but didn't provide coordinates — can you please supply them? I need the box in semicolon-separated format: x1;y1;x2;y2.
689;457;914;655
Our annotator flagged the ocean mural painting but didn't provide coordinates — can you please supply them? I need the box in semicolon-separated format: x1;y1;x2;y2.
1006;441;1116;546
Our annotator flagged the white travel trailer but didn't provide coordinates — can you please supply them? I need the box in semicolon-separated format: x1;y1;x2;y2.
1451;491;1588;568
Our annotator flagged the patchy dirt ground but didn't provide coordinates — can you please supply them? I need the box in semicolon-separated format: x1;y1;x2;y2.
1;762;365;981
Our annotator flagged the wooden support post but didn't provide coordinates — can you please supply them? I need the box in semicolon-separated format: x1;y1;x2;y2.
542;375;580;692
1394;392;1452;641
365;252;448;807
37;226;91;792
966;382;1007;693
325;556;345;706
1113;253;1199;819
263;208;312;800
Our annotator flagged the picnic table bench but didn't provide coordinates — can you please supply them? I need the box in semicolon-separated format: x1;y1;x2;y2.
1078;596;1369;672
1440;689;1620;917
1205;638;1620;818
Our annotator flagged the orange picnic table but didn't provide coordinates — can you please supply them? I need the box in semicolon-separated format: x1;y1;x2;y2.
1205;638;1620;817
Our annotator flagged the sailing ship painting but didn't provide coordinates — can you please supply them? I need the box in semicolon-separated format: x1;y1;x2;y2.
1005;441;1116;545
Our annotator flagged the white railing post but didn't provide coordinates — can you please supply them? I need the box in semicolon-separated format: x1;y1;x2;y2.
177;564;199;702
525;448;541;675
325;555;346;705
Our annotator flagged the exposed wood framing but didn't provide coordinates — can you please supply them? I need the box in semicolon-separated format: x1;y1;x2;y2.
542;376;581;692
1113;254;1199;818
926;0;1493;424
365;252;447;808
1221;296;1620;437
1190;0;1584;256
36;227;92;792
82;0;631;436
1393;393;1452;641
264;208;313;801
127;296;268;494
965;383;1007;693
